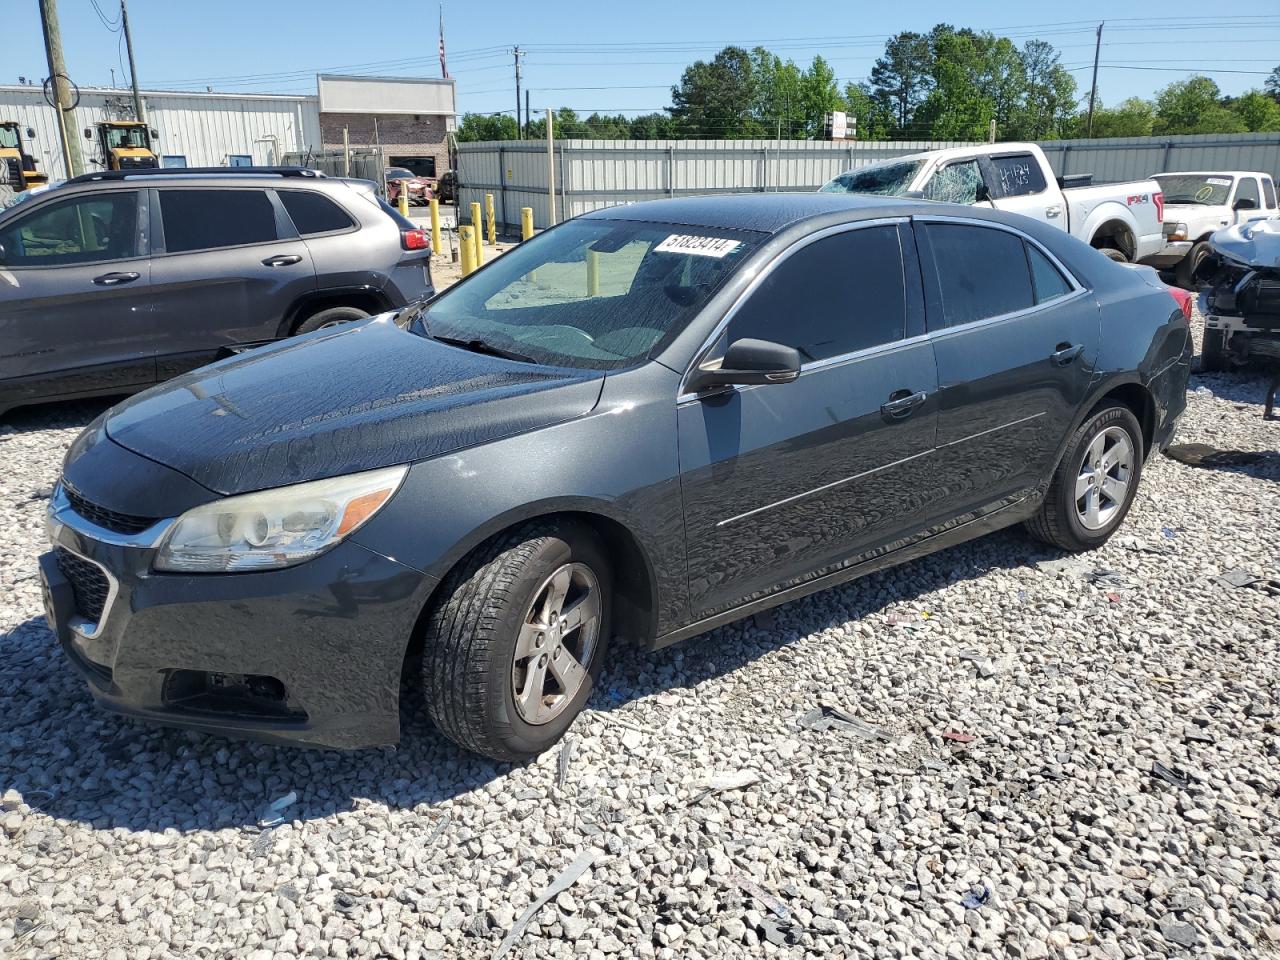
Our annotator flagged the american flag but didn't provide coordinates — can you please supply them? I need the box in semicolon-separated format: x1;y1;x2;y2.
438;4;449;79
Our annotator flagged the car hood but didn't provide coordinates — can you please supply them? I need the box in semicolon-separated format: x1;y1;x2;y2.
1208;218;1280;269
103;316;606;495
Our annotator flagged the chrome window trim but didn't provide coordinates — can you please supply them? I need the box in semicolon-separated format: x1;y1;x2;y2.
677;216;910;403
677;213;1092;405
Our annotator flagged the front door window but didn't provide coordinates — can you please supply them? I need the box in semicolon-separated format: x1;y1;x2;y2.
0;192;139;266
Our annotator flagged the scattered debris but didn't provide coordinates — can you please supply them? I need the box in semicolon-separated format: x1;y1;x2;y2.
1192;385;1214;398
941;731;976;745
1165;442;1266;468
961;885;991;910
1151;762;1191;790
493;849;597;959
333;891;359;915
690;769;760;803
421;813;451;850
1214;568;1280;595
797;705;891;741
1084;569;1127;586
557;736;576;790
1106;592;1123;603
731;874;791;922
257;791;297;828
1184;724;1214;744
1161;526;1178;540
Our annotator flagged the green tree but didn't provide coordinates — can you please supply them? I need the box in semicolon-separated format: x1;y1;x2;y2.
1266;66;1280;102
670;46;763;138
750;46;804;136
1012;40;1078;139
913;28;997;141
869;31;933;131
795;56;844;139
1153;76;1245;134
455;112;518;142
627;112;678;138
1230;90;1280;132
1077;97;1156;138
842;82;894;140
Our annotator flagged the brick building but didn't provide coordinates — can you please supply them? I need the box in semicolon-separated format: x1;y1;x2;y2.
318;75;456;178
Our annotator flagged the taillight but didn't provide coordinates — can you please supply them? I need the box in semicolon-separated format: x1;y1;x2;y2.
1167;285;1192;321
401;229;430;251
1154;191;1164;224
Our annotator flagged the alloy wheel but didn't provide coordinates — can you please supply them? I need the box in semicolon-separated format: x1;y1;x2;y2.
510;562;601;725
1074;425;1134;530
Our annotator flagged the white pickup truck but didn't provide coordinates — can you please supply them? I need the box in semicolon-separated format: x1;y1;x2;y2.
1138;170;1279;288
820;142;1165;263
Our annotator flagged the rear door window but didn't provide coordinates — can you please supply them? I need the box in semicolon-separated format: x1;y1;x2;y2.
159;189;277;253
990;154;1047;197
279;190;355;235
923;222;1034;327
726;225;907;361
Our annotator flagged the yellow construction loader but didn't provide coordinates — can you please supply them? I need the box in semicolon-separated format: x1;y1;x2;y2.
86;120;159;170
0;121;50;193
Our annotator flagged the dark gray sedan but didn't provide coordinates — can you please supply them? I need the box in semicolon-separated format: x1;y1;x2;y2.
41;194;1191;760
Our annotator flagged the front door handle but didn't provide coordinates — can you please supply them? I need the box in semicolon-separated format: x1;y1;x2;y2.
881;389;928;418
92;271;140;286
262;254;303;267
1045;205;1062;219
1051;343;1085;366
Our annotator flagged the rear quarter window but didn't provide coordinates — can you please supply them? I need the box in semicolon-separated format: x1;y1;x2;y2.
990;154;1047;197
279;190;355;235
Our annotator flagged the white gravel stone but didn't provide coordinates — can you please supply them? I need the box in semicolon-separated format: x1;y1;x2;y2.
0;312;1277;959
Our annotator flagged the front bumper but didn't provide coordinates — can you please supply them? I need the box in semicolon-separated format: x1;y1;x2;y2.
1140;241;1193;269
42;486;437;749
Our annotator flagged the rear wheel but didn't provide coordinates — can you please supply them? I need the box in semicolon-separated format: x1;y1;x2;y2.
1199;328;1229;372
1025;405;1143;551
293;305;370;335
421;521;611;761
1099;247;1129;263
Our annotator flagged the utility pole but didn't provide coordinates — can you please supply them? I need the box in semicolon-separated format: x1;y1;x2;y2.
38;0;84;177
120;0;147;126
1086;22;1104;138
513;46;523;138
525;90;530;137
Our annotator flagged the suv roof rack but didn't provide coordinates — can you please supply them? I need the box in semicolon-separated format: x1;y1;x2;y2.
64;166;326;185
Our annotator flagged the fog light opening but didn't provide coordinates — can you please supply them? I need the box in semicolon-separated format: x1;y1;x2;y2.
163;670;305;721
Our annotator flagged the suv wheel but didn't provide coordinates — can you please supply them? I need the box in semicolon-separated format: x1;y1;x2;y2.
294;305;370;335
1025;404;1143;551
421;521;611;761
1199;328;1230;372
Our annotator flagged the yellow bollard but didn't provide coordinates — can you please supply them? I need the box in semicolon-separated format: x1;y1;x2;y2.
469;201;484;266
587;250;600;297
485;192;497;246
459;225;476;276
429;198;442;255
521;206;534;241
397;184;409;218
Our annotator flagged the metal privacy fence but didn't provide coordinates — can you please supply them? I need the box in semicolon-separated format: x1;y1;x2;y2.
283;147;385;190
457;133;1280;233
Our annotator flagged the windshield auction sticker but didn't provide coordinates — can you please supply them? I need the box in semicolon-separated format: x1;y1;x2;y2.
1206;178;1232;186
654;234;743;258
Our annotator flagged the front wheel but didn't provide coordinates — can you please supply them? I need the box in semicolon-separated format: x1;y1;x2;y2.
421;522;611;761
1025;405;1143;551
1199;328;1230;372
1175;241;1209;291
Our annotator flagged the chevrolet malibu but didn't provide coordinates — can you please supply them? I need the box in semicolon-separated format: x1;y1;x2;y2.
41;194;1191;761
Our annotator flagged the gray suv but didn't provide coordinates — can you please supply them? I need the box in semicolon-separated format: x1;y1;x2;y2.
0;167;433;416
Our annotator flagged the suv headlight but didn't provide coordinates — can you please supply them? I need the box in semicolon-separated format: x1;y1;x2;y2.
154;465;407;572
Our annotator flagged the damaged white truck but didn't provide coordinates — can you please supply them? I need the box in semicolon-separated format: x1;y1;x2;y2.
1197;218;1280;381
819;143;1165;263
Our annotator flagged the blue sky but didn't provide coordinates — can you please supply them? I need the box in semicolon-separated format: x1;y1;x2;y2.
7;1;1279;119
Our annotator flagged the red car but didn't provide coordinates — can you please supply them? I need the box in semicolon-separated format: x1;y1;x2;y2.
385;168;433;206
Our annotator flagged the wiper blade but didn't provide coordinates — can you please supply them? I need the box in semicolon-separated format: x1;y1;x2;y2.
432;334;537;364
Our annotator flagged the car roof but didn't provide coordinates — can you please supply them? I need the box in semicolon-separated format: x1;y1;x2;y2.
1154;171;1271;179
583;192;914;234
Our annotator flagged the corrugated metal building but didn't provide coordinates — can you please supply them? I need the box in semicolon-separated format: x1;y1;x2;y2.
0;75;455;182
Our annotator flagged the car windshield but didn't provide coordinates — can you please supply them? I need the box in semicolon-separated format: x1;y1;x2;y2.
0;126;18;149
417;218;762;369
104;126;149;149
1155;174;1233;205
819;160;925;197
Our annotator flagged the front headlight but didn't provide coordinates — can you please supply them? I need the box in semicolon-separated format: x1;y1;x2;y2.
154;465;408;573
1171;222;1189;241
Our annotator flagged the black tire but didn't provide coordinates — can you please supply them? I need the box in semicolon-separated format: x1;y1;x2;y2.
421;521;612;761
1099;247;1129;263
1174;241;1210;291
1199;328;1229;372
1025;405;1144;552
293;305;370;335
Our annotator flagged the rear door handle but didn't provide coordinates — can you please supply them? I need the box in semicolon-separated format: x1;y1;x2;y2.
92;271;140;286
262;254;303;267
1051;343;1085;366
881;389;928;418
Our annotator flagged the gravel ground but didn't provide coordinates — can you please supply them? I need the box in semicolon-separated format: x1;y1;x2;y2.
1;312;1277;960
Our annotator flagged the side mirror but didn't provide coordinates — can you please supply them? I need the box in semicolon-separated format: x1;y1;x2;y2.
975;183;992;203
83;128;93;140
150;129;159;140
1233;197;1258;211
25;128;35;139
685;338;801;394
